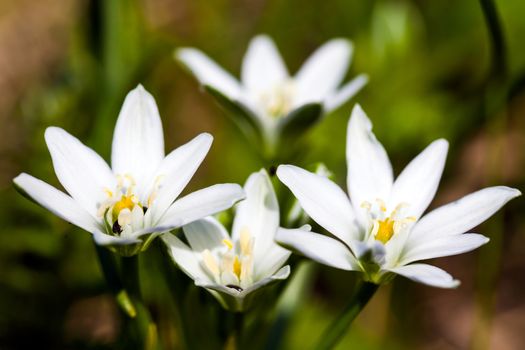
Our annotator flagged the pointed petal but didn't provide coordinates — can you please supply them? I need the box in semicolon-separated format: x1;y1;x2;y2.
324;74;368;112
111;85;164;195
276;227;359;271
400;233;489;265
388;263;460;288
176;48;242;99
159;184;245;227
253;244;291;281
243;265;291;295
294;39;353;105
241;35;288;93
147;133;213;224
410;186;521;243
183;217;229;252
232;170;279;259
389;139;448;219
277;164;359;244
44;127;114;217
13;173;101;233
346;105;393;223
162;233;210;281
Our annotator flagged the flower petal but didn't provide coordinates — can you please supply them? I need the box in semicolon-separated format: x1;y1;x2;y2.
409;186;521;244
162;233;210;282
241;35;288;93
159;184;245;227
387;263;460;288
253;245;291;281
147;133;213;224
389;139;448;219
13;173;101;233
44;127;114;217
400;233;489;265
346;105;393;224
232;170;279;259
276;227;359;271
111;85;164;196
277;164;359;244
324;74;369;112
93;230;141;246
176;48;243;100
294;39;353;105
183;217;229;252
242;265;291;295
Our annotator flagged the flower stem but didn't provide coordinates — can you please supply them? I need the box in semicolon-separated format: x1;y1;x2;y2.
315;282;379;350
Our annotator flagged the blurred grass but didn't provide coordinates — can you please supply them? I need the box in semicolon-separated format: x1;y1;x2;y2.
0;0;524;349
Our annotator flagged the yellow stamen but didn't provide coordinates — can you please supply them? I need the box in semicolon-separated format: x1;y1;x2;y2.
222;239;234;250
233;256;242;278
113;195;137;221
375;218;395;243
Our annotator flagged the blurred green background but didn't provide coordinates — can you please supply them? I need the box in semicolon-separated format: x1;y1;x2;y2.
0;0;524;349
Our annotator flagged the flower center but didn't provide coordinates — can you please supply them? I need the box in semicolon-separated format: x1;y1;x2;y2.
259;80;295;118
362;199;416;244
97;174;152;236
201;227;255;291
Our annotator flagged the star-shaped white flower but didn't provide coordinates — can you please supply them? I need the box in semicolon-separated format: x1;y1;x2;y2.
13;85;245;255
276;105;521;288
162;169;291;311
176;35;368;147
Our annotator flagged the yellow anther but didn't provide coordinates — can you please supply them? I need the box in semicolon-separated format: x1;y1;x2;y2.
376;199;387;212
375;218;395;243
103;188;114;198
233;256;242;279
222;239;234;250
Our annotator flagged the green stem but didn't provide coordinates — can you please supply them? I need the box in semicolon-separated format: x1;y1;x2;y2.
234;312;244;349
315;282;379;350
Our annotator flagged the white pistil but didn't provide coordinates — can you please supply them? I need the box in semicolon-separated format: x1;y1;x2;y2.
259;80;296;118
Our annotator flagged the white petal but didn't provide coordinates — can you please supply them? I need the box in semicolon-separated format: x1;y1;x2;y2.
111;85;164;196
159;184;245;227
388;263;460;288
276;227;359;271
324;74;368;112
13;173;101;233
147;133;213;224
400;233;489;265
241;35;288;93
44;127;114;217
176;48;242;99
389;139;448;219
232;170;279;260
93;230;141;246
242;265;291;295
410;186;521;243
277;165;359;244
294;39;353;105
161;233;210;282
253;244;291;280
346;105;393;224
183;217;229;252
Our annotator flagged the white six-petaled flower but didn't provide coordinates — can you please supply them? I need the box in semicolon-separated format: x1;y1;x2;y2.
176;35;368;146
162;169;291;311
276;104;521;288
13;85;245;255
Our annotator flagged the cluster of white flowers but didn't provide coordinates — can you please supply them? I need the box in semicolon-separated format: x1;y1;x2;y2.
14;35;520;313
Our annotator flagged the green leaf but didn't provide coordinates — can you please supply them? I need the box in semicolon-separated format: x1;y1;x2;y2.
204;85;263;144
278;103;323;144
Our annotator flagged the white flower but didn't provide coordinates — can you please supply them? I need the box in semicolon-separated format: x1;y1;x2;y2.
13;85;245;255
176;35;368;147
276;105;521;288
162;169;291;311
